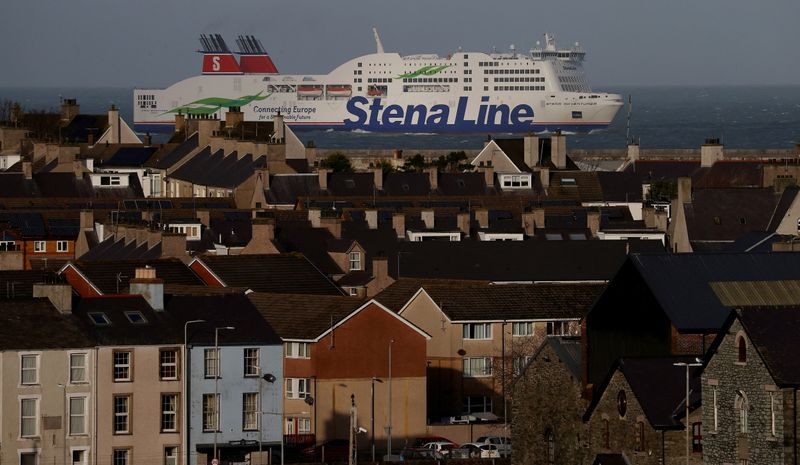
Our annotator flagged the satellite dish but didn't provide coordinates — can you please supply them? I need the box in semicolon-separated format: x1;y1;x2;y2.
305;395;315;406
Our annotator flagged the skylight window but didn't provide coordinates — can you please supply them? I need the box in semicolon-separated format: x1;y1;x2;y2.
561;178;577;186
88;312;111;326
124;311;147;325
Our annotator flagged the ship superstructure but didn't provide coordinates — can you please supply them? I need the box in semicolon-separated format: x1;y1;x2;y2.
134;31;623;134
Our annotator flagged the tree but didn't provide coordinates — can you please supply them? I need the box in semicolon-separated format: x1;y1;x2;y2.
320;152;354;173
378;159;396;175
647;179;677;201
402;153;427;172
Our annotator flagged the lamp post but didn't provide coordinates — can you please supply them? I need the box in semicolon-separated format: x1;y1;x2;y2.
184;320;206;465
674;359;702;465
370;377;383;462
386;339;394;460
259;373;277;465
213;326;235;463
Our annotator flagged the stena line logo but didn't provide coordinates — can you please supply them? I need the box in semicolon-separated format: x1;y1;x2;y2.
344;96;535;130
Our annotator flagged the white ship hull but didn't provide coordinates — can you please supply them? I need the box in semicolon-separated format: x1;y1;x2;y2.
134;34;623;134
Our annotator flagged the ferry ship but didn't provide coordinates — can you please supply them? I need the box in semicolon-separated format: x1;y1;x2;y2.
134;31;623;134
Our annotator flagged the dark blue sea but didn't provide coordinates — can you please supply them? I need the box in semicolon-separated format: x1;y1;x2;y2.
1;86;798;150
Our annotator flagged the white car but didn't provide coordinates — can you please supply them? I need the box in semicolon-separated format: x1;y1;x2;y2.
475;436;512;457
422;441;457;457
457;443;500;459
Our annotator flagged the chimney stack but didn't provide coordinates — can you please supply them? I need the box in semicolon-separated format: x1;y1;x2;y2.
22;160;32;180
369;256;393;296
677;177;692;205
174;113;186;133
421;210;434;229
551;132;567;169
523;133;539;168
318;168;329;191
587;211;601;238
627;142;640;163
242;218;279;254
160;232;187;259
320;216;342;239
475;209;489;229
60;99;79;122
482;165;494;187
143;132;152;146
539;167;550;189
373;167;383;191
33;284;72;314
457;212;470;236
196;210;210;228
108;105;121;144
129;266;164;311
308;208;321;228
392;213;406;239
700;138;724;167
425;167;438;191
273;113;285;142
225;107;244;128
365;210;378;230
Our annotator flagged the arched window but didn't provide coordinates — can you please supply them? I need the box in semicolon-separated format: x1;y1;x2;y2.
735;391;748;434
603;418;610;448
634;421;645;451
737;335;747;363
544;428;555;464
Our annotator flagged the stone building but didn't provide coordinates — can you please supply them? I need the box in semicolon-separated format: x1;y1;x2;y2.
512;336;590;465
701;308;800;465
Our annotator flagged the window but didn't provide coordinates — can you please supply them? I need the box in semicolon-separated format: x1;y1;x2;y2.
712;387;718;431
617;390;627;418
20;452;36;465
770;392;778;437
21;397;38;437
202;394;219;432
737;335;747;363
512;322;533;336
69;396;87;435
348;287;359;296
463;323;492;340
547;321;568;336
736;391;748;434
635;421;645;451
113;395;131;434
70;353;87;383
124;311;147;324
692;422;702;452
112;449;129;465
243;348;260;377
55;240;69;252
160;349;178;380
150;174;162;197
463;357;492;377
602;418;610;448
164;447;178;465
34;241;46;253
286;378;312;399
512;356;532;375
113;351;131;381
462;395;492;414
88;312;110;326
20;354;39;385
349;251;362;271
243;392;259;430
285;342;310;359
204;348;219;378
298;417;311;433
545;429;555;464
161;394;178;432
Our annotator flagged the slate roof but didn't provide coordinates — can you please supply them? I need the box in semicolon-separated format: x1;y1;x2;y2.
383;172;431;196
0;270;65;300
61;114;108;144
388;239;663;282
624;160;701;183
737;308;800;386
152;133;199;169
596;171;643;202
0;172;143;198
196;254;345;295
77;236;162;261
410;281;604;321
103;146;159;167
684;188;781;243
628;252;800;332
73;295;181;345
0;298;94;350
166;294;282;345
268;174;321;206
437;172;489;196
766;186;799;231
247;292;364;340
692;161;763;188
170;148;266;188
326;173;375;196
68;258;204;294
494;138;532;172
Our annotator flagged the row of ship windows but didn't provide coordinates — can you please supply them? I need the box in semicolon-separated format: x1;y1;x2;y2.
495;86;545;92
484;69;540;75
494;77;545;83
563;85;590;92
403;77;458;83
558;75;586;83
367;78;394;83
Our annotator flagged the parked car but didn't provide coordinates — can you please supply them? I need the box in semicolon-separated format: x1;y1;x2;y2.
408;436;455;448
452;443;500;459
400;447;437;461
300;439;349;462
474;437;511;457
421;441;457;458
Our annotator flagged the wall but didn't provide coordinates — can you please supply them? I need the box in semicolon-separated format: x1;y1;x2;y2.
0;349;94;465
22;239;76;270
702;318;786;464
189;344;283;465
96;345;183;465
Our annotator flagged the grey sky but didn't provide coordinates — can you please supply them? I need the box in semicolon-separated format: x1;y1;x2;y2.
2;0;798;88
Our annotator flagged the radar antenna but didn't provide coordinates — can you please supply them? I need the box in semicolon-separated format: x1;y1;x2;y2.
372;27;385;54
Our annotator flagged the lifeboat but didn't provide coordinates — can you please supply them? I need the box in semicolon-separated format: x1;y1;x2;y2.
326;85;352;97
297;86;323;97
367;86;387;96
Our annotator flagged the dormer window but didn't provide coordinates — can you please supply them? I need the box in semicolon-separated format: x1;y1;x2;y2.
349;251;362;271
124;311;147;325
88;312;111;326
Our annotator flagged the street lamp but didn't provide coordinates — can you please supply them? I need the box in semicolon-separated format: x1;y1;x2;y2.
674;358;702;465
184;320;207;465
259;372;276;465
213;326;235;463
370;377;383;462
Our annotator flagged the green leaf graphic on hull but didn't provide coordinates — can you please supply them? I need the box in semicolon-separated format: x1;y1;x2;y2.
396;65;451;79
162;91;271;116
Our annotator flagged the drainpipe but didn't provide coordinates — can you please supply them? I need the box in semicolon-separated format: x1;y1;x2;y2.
94;347;99;465
794;388;798;465
661;430;666;465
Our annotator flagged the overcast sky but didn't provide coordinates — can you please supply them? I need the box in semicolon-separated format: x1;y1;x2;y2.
2;0;799;88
